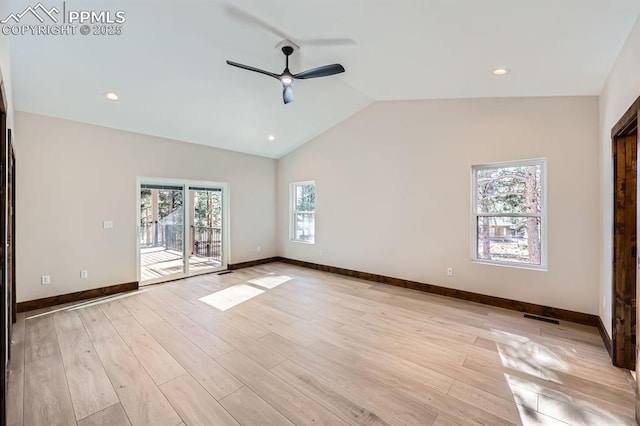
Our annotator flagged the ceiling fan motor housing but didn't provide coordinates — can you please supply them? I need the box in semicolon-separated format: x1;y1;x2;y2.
282;46;294;56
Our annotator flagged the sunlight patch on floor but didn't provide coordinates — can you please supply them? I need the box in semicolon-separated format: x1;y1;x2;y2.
198;284;264;311
26;289;148;320
505;376;538;411
506;370;634;424
515;403;569;426
248;274;292;289
492;329;566;383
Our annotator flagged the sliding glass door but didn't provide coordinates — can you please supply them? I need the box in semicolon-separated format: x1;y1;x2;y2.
139;184;186;283
138;180;227;285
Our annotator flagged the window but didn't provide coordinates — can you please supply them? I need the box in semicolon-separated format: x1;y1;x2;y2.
291;181;315;243
472;159;546;269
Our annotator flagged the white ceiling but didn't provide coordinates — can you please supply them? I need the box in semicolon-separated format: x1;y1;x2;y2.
8;0;640;158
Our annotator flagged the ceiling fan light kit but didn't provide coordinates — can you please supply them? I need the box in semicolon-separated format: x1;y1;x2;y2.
226;45;345;105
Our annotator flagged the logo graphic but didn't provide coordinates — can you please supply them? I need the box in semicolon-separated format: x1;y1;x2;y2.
1;2;59;24
1;2;126;36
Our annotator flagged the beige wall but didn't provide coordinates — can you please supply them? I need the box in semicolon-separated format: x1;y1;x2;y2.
598;16;640;337
278;96;600;314
14;112;277;302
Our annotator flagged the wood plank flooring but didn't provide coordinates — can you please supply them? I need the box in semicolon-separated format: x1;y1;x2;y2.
7;263;636;425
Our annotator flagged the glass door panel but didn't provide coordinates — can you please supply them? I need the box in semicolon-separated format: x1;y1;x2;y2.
188;186;223;274
139;184;185;283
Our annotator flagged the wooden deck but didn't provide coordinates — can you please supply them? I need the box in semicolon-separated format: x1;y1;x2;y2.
140;246;221;282
7;263;635;425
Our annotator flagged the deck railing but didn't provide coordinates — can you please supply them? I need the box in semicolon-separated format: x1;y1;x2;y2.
191;226;222;259
140;223;221;261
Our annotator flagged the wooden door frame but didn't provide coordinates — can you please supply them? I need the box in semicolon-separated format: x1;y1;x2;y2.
612;95;640;370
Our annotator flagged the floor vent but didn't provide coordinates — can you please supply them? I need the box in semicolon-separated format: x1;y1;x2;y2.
524;314;559;324
218;271;234;275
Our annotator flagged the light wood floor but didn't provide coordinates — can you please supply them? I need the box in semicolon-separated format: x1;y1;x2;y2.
7;263;636;425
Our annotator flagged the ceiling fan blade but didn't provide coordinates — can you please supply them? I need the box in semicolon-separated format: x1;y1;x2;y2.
294;64;345;80
225;5;354;49
225;4;290;40
283;85;294;104
297;38;356;47
226;60;279;79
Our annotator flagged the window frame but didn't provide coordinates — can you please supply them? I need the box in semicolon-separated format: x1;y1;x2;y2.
290;180;316;244
471;158;548;270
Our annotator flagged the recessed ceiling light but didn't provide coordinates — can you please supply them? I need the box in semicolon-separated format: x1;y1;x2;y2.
268;135;275;141
104;92;119;101
493;68;510;76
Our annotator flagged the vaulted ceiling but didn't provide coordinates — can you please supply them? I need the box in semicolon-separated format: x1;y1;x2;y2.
8;0;640;158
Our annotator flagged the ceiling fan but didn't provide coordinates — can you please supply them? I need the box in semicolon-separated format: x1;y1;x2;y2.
226;46;345;104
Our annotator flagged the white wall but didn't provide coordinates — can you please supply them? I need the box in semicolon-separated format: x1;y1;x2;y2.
14;112;277;302
598;16;640;337
279;96;600;315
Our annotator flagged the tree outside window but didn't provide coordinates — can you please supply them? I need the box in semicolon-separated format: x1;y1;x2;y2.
473;159;546;268
291;181;315;243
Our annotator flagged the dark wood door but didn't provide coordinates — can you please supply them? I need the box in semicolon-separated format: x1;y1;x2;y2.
613;133;638;370
9;139;15;327
0;84;6;426
611;96;640;423
634;118;640;424
7;135;14;327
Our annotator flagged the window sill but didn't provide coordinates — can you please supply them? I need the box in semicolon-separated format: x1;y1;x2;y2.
291;239;315;245
472;259;547;272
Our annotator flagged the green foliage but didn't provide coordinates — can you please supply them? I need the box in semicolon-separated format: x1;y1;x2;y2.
140;189;151;226
140;189;221;229
476;166;541;215
139;189;184;226
194;190;222;228
295;184;315;211
158;190;183;220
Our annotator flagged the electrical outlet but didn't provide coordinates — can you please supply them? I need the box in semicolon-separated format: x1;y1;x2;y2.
447;267;453;277
80;270;88;279
319;249;324;256
41;275;51;285
257;246;261;252
103;220;114;229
